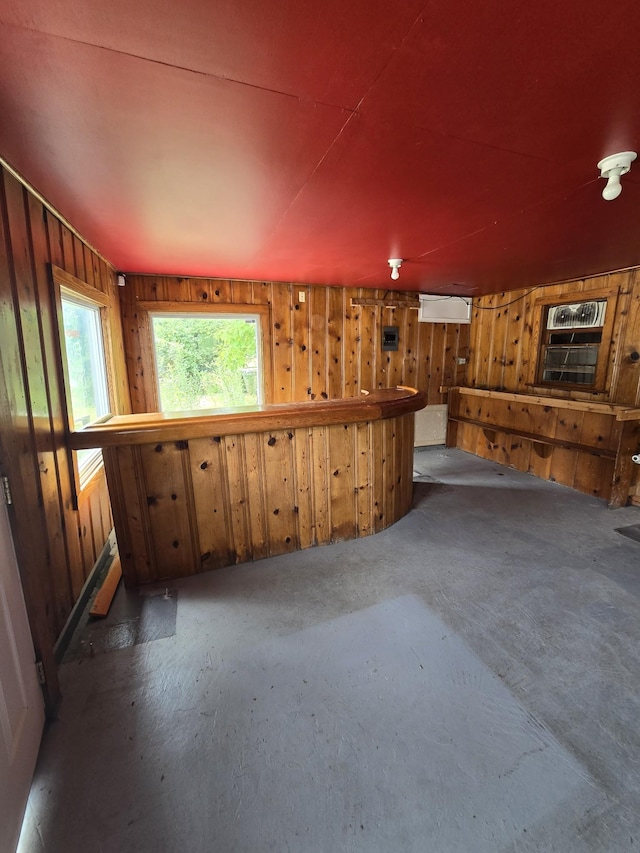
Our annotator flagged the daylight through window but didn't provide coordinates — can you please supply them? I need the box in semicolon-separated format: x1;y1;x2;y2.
60;289;110;482
151;314;262;411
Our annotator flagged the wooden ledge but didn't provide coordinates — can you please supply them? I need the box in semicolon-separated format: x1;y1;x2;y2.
448;415;617;459
70;386;427;450
451;387;640;421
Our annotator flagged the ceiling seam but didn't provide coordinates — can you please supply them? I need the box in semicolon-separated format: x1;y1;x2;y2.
410;178;600;262
0;19;359;113
257;1;430;250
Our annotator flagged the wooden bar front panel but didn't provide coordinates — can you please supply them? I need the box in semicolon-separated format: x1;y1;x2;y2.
104;414;416;586
447;388;640;506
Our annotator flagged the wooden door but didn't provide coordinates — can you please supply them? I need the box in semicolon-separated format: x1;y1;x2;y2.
0;496;45;853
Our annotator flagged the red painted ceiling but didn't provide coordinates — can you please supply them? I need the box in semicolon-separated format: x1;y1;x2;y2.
2;0;640;294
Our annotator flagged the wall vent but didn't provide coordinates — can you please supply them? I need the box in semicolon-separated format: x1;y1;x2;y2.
547;300;606;330
418;295;472;324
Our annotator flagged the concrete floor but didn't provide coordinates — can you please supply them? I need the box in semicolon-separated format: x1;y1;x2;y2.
19;448;640;852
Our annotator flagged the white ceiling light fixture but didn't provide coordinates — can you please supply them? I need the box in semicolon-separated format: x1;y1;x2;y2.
597;151;637;200
388;258;403;281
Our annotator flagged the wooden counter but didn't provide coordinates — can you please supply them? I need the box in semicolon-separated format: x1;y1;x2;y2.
446;387;640;507
71;387;426;586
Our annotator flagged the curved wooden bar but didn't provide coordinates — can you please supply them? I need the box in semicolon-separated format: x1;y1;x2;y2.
73;387;426;586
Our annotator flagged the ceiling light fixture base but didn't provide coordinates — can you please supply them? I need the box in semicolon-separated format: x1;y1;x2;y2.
388;258;403;281
597;151;637;200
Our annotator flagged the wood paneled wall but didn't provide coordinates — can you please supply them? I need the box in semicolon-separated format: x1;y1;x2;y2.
467;270;640;404
120;276;470;411
462;270;640;501
0;163;130;705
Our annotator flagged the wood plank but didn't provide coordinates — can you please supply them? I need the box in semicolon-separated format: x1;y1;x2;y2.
188;435;235;570
270;283;293;403
82;244;96;288
579;411;615;452
118;282;152;413
527;408;557;481
223;434;251;564
293;427;314;549
262;429;298;556
605;272;633;399
327;423;356;541
138;441;198;579
89;555;122;618
355;421;373;536
97;472;113;542
343;291;358;399
327;286;344;399
358;301;377;393
72;235;86;283
60;223;75;276
310;425;331;545
573;452;611;500
242;433;269;560
77;489;97;576
372;419;386;532
503;400;532;471
402;304;419;391
487;296;509;389
292;286;311;402
381;418;396;528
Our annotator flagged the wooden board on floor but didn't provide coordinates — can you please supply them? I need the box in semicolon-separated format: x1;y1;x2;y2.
89;555;122;618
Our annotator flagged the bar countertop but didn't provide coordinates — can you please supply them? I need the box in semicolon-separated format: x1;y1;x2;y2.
70;386;427;450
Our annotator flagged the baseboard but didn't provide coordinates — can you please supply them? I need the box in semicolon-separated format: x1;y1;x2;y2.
53;529;117;664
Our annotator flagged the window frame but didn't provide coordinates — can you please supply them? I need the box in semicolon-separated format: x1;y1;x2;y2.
52;265;116;501
530;286;619;395
135;301;273;412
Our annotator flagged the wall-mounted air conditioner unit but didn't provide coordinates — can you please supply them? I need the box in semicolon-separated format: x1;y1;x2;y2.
418;295;472;324
547;300;606;330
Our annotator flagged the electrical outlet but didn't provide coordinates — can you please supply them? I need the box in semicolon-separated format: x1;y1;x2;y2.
298;291;306;303
456;357;467;365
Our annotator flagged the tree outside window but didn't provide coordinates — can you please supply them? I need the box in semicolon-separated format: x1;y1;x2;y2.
151;314;261;411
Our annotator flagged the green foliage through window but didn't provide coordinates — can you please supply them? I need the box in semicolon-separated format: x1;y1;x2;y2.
151;315;260;411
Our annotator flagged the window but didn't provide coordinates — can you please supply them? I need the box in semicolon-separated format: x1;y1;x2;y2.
58;285;112;488
537;300;606;387
150;313;263;411
532;289;617;392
